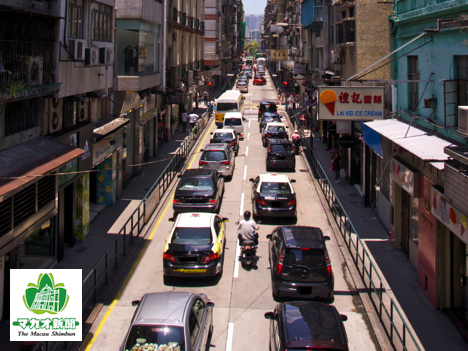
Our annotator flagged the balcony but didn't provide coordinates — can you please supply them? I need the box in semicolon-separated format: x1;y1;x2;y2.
181;13;187;26
188;17;194;29
336;18;355;45
173;8;178;22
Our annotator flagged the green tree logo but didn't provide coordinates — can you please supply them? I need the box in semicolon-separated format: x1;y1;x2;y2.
23;273;69;315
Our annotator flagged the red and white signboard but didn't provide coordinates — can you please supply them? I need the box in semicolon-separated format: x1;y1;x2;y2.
318;86;385;121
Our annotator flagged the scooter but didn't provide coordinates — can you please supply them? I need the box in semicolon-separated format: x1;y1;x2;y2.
292;137;300;155
236;221;260;269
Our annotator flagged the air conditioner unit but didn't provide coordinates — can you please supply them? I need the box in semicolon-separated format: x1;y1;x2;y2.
47;98;63;133
68;39;85;60
458;106;468;134
84;47;99;65
25;56;43;86
77;99;88;122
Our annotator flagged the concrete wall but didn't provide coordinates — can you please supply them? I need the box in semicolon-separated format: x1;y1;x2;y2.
116;0;163;24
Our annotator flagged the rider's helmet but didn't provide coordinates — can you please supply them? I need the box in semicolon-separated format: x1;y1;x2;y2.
244;210;251;220
294;130;298;133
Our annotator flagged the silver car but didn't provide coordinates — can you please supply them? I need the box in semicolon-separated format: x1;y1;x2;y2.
199;143;236;179
120;292;214;351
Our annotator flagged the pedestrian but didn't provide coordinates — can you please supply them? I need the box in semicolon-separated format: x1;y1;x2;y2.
189;112;198;132
332;152;341;183
300;114;306;131
203;91;208;104
181;111;189;132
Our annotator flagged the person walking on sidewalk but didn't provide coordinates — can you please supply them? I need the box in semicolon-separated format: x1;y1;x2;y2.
332;152;341;183
181;111;189;132
189;112;198;132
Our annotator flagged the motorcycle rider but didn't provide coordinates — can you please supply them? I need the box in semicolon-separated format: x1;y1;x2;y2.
291;130;300;153
237;210;259;245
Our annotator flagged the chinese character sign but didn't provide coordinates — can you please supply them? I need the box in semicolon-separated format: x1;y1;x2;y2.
318;86;385;121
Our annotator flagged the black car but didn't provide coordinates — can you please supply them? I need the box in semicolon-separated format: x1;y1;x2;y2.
258;101;278;121
264;301;349;351
261;123;289;147
267;226;334;299
259;112;282;132
173;169;224;215
266;139;295;171
210;129;239;156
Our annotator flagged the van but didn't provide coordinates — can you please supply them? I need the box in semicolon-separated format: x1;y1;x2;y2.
223;112;244;140
215;90;245;127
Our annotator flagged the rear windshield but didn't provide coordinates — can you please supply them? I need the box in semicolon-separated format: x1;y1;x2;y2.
178;177;214;191
201;150;228;161
260;182;292;194
270;145;293;154
172;227;212;245
266;125;286;133
263;115;281;123
285;249;326;267
213;132;234;139
261;104;277;112
125;325;185;351
224;118;242;126
217;102;238;111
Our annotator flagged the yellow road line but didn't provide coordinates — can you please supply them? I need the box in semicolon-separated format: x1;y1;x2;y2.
84;118;215;350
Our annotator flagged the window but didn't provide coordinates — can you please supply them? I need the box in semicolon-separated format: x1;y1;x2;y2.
189;311;200;347
456;55;468;107
68;0;84;39
92;3;113;42
4;99;39;136
408;56;419;112
193;299;205;323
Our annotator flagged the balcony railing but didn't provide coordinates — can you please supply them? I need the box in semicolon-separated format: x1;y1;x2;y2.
188;17;193;29
181;13;187;26
195;19;200;30
173;8;178;22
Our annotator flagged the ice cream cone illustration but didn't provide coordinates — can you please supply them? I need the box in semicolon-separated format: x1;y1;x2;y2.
320;90;337;115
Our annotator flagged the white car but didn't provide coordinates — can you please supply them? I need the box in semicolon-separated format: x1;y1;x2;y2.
223;112;244;140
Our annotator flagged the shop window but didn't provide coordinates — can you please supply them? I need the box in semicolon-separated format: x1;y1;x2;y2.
92;2;113;42
24;220;55;257
67;0;84;39
408;56;419;112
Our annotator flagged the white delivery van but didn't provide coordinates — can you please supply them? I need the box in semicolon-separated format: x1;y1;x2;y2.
223;112;245;140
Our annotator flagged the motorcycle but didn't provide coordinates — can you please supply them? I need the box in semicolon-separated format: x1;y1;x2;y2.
236;221;260;268
292;137;300;155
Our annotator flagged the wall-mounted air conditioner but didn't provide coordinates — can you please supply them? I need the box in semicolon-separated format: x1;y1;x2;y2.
84;47;99;65
47;98;63;133
77;99;88;122
458;106;468;134
68;39;85;60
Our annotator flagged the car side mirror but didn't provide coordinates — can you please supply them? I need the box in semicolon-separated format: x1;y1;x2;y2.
266;234;272;240
210;132;213;135
207;302;215;308
200;149;204;152
340;314;348;322
249;178;255;182
168;218;175;222
324;236;330;241
286;126;289;128
264;312;275;320
223;217;229;222
290;179;296;183
132;300;140;307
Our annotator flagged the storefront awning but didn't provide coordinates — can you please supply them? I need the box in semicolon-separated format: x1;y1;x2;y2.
363;119;454;169
93;118;130;142
0;138;84;201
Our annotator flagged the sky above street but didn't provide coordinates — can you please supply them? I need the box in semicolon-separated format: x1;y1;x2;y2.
243;0;267;15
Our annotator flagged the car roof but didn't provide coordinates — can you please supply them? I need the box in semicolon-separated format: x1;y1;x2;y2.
263;112;280;117
279;226;326;249
258;173;291;183
176;212;214;228
224;112;243;118
265;122;286;127
134;292;193;327
280;301;347;347
216;128;236;133
204;143;230;151
182;168;215;177
261;101;277;105
269;139;293;145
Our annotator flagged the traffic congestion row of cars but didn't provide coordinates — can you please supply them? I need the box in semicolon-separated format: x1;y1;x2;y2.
120;68;349;351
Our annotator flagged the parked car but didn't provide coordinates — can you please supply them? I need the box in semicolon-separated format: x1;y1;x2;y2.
267;226;334;299
223;112;244;140
210;128;239;156
264;301;348;351
259;112;282;132
253;75;266;85
257;67;266;76
266;139;295;171
120;292;215;351
249;173;297;218
163;212;229;277
261;122;289;147
258;101;278;121
173;168;225;215
237;81;248;93
199;143;236;179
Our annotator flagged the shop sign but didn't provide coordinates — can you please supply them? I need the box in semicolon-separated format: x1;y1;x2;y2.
391;158;418;197
431;186;468;245
261;40;266;51
140;107;158;125
336;121;352;134
0;83;62;103
271;49;288;62
81;141;91;161
318;86;385;121
10;269;82;341
328;124;336;134
211;69;222;75
58;158;79;188
93;131;122;167
294;63;306;75
338;135;356;148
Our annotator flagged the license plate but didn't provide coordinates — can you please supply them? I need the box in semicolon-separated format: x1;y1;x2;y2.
174;269;206;273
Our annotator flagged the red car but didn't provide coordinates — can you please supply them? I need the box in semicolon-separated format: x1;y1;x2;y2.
253;75;266;85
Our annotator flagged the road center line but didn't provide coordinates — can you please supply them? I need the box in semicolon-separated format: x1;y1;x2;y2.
243;165;247;180
226;323;235;351
248;119;251;128
247;132;250;140
245;146;249;157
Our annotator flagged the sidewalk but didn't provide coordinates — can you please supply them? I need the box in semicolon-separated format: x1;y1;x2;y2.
271;76;468;349
0;72;238;351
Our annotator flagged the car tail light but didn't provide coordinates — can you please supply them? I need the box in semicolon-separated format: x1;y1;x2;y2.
265;133;271;137
203;252;218;262
255;198;266;206
173;199;181;203
245;245;251;250
209;199;216;203
163;253;176;262
326;252;332;276
199;161;208;165
221;160;230;165
285;200;296;206
268;147;271;153
240;134;243;138
230;142;236;146
276;249;285;275
327;265;333;276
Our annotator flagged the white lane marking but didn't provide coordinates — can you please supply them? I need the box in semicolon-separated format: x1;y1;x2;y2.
245;146;249;157
234;241;240;278
243;165;247;179
247;132;250;139
248;119;251;128
226;323;235;351
239;193;244;216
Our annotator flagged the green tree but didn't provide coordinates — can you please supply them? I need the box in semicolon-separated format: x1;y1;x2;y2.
248;41;260;56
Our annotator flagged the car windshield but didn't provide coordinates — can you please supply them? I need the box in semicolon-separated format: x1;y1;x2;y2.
201;150;228;161
285;249;326;267
172;227;212;245
263;116;281;123
270;145;293;154
217;102;238;111
267;125;286;133
260;182;292;194
178;177;214;191
224;119;242;126
125;325;185;351
213;132;234;139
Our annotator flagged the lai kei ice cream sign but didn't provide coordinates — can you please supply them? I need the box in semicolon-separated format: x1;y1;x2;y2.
318;86;385;121
391;158;418;197
431;187;468;245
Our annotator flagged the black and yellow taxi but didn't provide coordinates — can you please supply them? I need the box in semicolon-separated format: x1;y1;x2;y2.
163;213;229;277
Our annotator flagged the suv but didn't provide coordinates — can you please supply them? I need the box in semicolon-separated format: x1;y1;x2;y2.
266;139;295;171
258;101;278;121
199;143;235;179
267;226;334;299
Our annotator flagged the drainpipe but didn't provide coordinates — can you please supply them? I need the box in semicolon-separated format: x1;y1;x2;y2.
162;1;167;90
